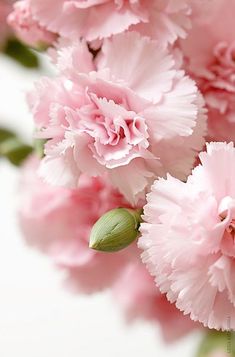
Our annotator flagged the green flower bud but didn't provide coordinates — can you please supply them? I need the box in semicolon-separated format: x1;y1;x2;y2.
0;137;33;166
89;208;142;252
197;330;235;357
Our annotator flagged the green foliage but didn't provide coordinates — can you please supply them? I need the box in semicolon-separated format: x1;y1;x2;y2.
197;330;235;357
0;127;33;166
0;137;33;166
4;38;39;69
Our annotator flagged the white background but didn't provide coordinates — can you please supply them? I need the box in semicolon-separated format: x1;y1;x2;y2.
0;54;202;357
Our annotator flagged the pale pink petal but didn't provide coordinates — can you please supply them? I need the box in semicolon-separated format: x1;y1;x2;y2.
39;136;82;188
132;0;191;46
143;74;203;140
109;159;159;205
55;39;95;76
113;258;198;341
97;32;176;103
8;0;56;48
30;0;144;41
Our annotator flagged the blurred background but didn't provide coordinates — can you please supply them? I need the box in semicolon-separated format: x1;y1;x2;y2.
0;52;203;357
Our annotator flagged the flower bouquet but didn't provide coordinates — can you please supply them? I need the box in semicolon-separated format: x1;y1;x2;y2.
1;1;235;355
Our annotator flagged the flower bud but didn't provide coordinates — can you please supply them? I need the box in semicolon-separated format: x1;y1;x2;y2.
89;208;142;252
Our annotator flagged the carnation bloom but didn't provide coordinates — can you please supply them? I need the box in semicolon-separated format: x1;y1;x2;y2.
29;32;206;204
113;258;198;342
8;0;57;49
180;0;235;142
27;0;191;45
19;155;132;292
139;142;235;330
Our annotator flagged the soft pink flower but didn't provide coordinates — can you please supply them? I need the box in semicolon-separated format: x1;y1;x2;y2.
180;0;235;142
113;258;198;342
19;155;132;292
139;142;235;330
26;0;192;45
8;0;57;49
29;32;206;204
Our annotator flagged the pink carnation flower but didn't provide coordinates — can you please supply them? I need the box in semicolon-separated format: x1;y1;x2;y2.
113;258;198;342
29;32;206;204
8;0;57;49
27;0;191;45
139;142;235;330
19;155;132;292
180;0;235;142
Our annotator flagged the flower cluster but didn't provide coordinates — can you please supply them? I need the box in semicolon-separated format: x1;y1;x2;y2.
6;0;235;344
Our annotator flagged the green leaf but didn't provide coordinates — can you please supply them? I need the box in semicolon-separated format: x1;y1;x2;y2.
0;137;33;166
4;38;40;69
0;128;16;143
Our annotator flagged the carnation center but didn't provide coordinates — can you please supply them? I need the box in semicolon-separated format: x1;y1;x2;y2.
204;41;235;92
196;41;235;119
78;95;149;168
